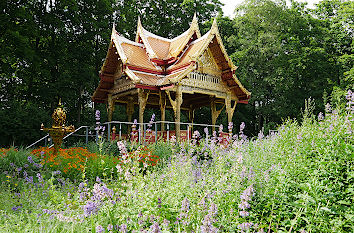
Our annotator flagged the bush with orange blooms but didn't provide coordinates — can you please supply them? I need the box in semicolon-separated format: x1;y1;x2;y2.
30;145;160;180
31;147;99;177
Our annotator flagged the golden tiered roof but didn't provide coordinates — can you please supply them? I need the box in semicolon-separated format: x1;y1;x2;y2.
92;15;250;103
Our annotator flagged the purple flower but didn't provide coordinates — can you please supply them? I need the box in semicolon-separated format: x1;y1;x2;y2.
219;124;223;133
11;204;22;211
325;103;331;113
204;127;209;135
148;113;156;128
238;222;253;231
120;224;127;233
96;225;104;233
24;164;29;168
199;197;206;207
158;198;162;208
96;176;101;183
117;141;128;155
181;197;190;212
40;151;45;156
138;211;143;218
150;222;161;233
163;219;170;227
318;112;324;121
208;202;218;216
192;130;200;139
53;170;61;175
107;224;113;231
240;122;245;132
83;201;99;216
33;163;43;168
78;182;86;190
238;201;250;210
200;213;218;233
25;176;33;184
345;89;352;101
95;110;101;121
239;210;250;217
228;122;233;132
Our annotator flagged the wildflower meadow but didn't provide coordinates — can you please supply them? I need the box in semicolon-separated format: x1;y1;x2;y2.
0;93;353;232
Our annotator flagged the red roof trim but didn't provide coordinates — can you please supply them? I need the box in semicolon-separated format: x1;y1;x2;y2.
168;62;194;74
237;100;249;104
135;84;159;90
160;84;174;90
151;57;177;66
127;65;164;75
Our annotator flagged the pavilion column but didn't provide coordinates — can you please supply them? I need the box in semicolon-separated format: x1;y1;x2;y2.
225;91;237;125
188;107;195;133
159;91;166;132
210;96;225;132
188;107;194;123
138;88;149;133
107;94;115;122
126;96;134;133
166;84;183;141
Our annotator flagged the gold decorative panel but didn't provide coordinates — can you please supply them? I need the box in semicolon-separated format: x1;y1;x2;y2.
197;49;221;76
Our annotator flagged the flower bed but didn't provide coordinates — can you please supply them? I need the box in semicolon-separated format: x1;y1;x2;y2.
29;145;160;180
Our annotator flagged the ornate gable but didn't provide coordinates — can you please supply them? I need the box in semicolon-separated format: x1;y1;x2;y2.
197;48;221;77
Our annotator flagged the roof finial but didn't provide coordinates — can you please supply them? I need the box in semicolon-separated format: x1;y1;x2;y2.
212;17;218;28
138;16;142;28
192;12;197;23
112;22;116;32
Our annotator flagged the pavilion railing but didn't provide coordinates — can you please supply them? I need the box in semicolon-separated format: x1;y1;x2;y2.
26;121;223;149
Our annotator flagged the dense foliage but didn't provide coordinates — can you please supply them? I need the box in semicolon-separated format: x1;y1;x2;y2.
0;94;353;232
1;0;353;147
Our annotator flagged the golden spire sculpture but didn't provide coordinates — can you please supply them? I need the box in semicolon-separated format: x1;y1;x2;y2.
41;99;75;156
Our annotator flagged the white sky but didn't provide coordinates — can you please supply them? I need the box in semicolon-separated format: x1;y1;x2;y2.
220;0;322;17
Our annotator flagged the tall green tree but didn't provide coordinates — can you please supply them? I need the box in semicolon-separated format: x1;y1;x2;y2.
314;0;354;102
224;0;340;133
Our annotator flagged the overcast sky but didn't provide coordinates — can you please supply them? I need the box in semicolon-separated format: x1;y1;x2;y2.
220;0;322;17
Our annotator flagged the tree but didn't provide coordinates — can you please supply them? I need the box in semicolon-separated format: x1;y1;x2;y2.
225;0;337;133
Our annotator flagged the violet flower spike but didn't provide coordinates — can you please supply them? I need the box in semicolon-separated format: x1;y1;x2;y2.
240;122;245;132
228;122;233;132
95;110;101;121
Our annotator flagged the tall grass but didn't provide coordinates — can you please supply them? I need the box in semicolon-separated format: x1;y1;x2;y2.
0;95;353;232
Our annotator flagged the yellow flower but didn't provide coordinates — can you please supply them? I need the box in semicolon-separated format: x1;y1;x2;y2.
6;175;11;178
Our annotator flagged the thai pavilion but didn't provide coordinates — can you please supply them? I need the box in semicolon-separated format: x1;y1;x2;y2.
92;14;251;140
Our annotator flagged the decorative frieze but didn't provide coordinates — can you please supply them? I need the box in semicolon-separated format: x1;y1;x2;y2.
181;71;234;99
